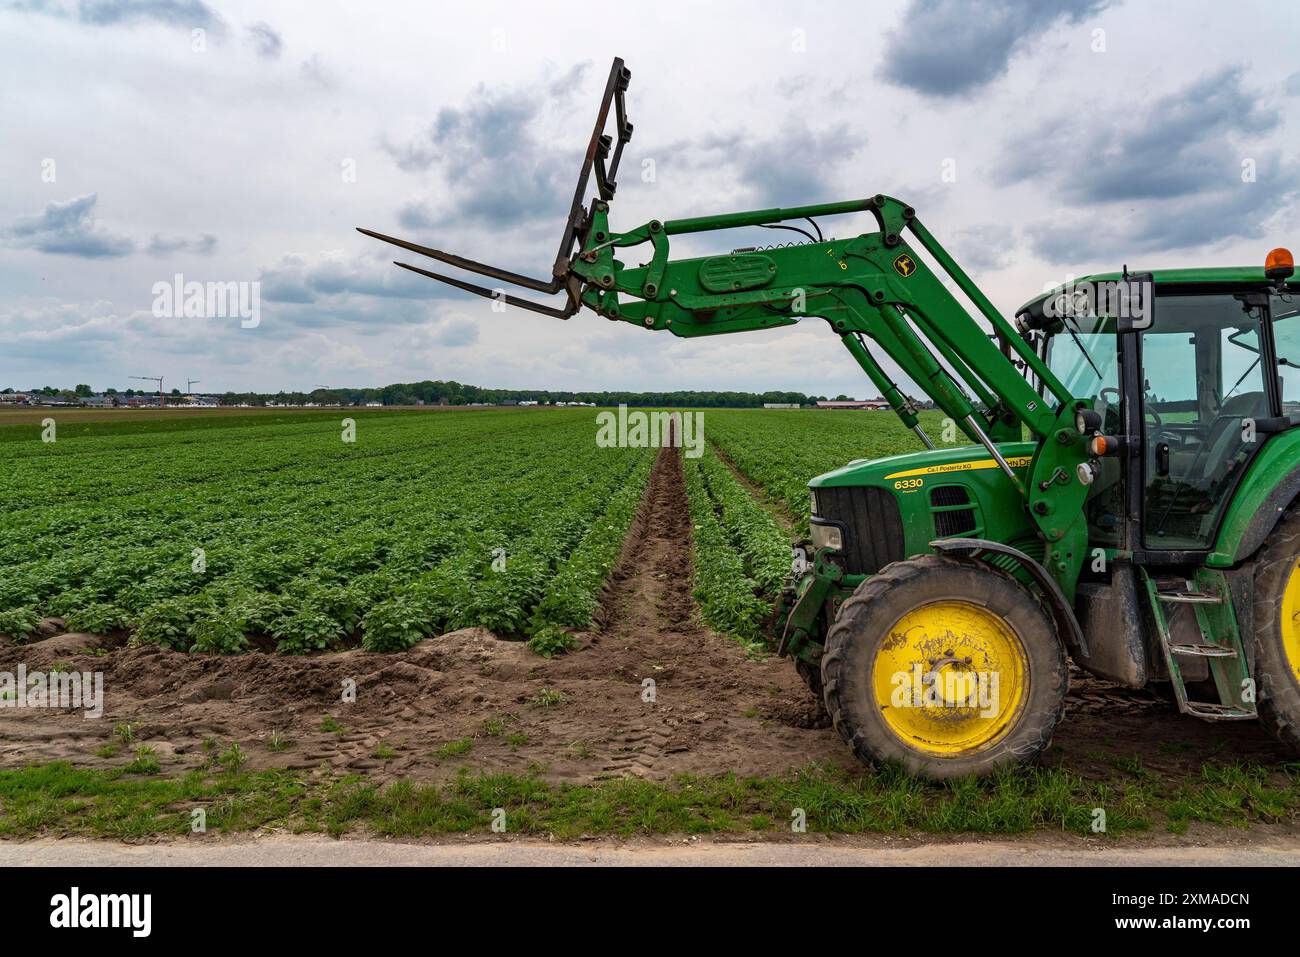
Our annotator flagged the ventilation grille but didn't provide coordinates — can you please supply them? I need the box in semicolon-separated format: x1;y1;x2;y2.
930;485;978;538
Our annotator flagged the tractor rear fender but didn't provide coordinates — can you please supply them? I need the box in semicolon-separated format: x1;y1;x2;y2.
1206;428;1300;566
929;537;1087;659
1208;459;1300;567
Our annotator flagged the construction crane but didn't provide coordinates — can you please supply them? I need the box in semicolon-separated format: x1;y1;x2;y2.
360;58;1300;779
130;375;164;409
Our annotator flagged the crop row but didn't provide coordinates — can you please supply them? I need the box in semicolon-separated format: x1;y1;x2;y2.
682;447;790;647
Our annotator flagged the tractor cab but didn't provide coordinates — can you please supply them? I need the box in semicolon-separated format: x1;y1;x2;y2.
1023;257;1300;558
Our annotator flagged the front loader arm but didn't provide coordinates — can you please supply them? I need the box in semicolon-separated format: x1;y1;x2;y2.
575;195;1066;436
567;195;1098;594
358;60;1098;599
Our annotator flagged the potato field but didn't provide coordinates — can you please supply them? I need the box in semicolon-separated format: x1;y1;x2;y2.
0;409;653;656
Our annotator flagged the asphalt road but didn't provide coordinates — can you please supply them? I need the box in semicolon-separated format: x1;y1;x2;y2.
5;836;1300;866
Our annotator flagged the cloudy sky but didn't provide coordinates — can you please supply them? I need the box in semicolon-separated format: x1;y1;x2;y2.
1;0;1297;397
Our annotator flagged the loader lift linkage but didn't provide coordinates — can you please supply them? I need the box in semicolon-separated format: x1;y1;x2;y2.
362;58;1300;779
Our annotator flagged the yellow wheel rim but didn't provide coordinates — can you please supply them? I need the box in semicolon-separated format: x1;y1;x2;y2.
872;600;1028;756
1282;561;1300;684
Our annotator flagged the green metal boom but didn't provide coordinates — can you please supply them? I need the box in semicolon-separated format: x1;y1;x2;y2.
359;58;1099;595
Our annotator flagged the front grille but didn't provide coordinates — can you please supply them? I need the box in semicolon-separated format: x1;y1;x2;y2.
814;486;905;575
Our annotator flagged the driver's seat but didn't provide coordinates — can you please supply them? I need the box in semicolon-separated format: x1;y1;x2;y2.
1177;391;1268;487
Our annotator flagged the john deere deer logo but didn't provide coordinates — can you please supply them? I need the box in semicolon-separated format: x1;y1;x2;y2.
893;254;916;277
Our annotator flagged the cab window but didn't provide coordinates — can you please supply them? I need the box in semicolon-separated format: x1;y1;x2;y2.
1273;294;1300;417
1143;294;1270;548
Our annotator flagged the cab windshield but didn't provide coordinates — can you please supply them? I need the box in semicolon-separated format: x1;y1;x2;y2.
1043;310;1121;544
1047;318;1119;400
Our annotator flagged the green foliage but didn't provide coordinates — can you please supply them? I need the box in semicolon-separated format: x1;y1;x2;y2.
0;606;41;642
527;625;578;658
64;602;130;635
525;453;653;655
272;606;347;655
189;613;250;655
435;738;474;758
131;597;209;651
361;595;433;652
683;452;776;647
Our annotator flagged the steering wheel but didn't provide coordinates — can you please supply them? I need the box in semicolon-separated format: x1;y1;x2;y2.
1097;387;1120;417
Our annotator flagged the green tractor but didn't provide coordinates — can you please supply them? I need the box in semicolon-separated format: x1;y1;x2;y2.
362;59;1300;779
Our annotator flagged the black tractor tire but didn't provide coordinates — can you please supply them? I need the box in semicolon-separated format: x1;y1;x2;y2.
821;554;1069;780
1253;508;1300;754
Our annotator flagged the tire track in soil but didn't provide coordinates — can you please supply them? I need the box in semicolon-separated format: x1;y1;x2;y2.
545;442;840;781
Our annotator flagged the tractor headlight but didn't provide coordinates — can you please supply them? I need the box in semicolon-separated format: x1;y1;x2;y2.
809;519;844;553
810;490;819;517
1075;408;1102;434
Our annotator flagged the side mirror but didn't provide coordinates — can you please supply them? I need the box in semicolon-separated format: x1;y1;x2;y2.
1117;274;1154;332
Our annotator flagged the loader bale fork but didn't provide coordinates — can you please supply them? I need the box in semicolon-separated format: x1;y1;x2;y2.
362;58;1300;780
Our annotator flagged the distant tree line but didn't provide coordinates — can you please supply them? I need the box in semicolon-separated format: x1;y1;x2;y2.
216;382;842;408
3;381;933;409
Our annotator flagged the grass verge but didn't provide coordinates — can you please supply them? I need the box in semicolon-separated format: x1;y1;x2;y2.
1;760;1297;840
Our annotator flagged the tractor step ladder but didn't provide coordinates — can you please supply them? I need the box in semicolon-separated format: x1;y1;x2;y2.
1141;571;1255;721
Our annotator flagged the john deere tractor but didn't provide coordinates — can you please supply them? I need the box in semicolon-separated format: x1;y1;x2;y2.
361;59;1300;779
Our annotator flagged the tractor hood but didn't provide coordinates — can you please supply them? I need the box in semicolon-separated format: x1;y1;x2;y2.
808;442;1038;489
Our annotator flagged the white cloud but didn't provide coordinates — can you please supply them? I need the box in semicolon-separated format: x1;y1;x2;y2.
1;1;1298;396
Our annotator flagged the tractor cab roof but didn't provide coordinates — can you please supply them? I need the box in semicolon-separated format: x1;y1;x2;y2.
1016;266;1295;319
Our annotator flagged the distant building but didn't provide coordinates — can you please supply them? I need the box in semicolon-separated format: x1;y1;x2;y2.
82;395;116;408
815;400;891;410
762;403;801;409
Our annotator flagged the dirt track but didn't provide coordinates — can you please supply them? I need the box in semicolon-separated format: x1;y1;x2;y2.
0;447;1293;785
